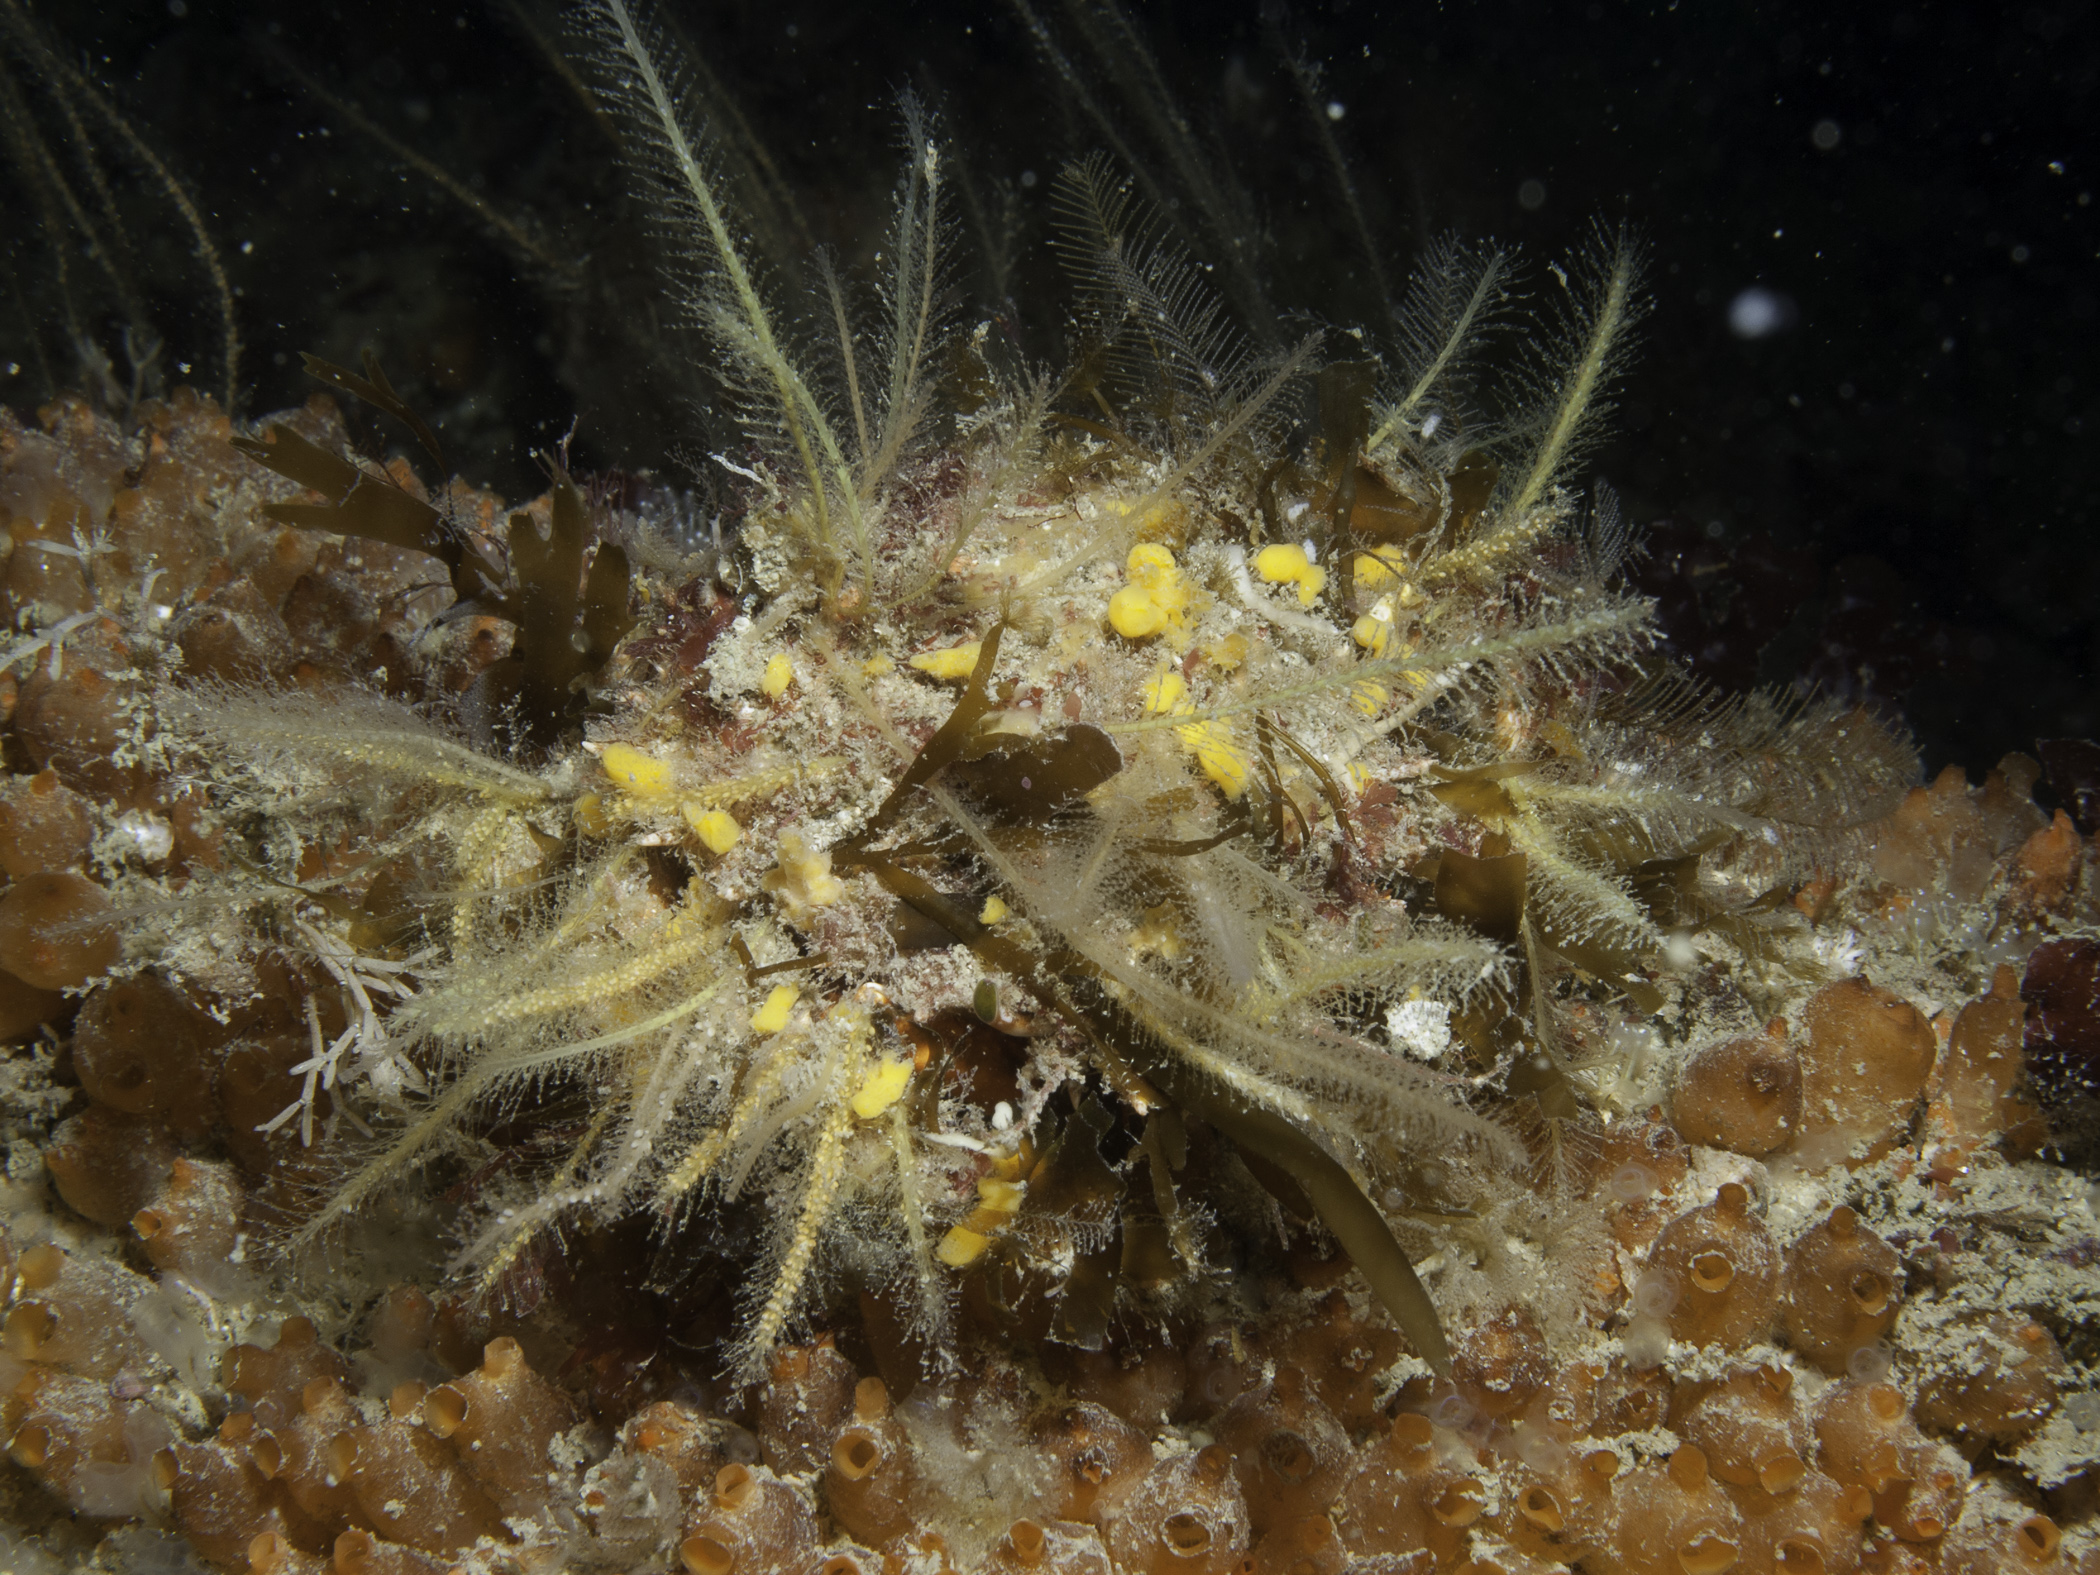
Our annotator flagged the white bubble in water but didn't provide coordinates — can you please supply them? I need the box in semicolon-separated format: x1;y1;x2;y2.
1728;285;1797;340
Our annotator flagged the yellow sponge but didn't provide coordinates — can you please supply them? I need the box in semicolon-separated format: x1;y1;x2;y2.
1109;543;1194;641
1254;542;1328;606
751;984;798;1034
909;640;982;681
848;1056;914;1119
602;743;673;799
684;805;741;854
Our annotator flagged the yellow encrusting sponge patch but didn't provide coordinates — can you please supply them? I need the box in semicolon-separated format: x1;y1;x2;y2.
751;983;798;1034
1141;670;1189;715
1352;544;1408;589
909;640;982;681
1143;668;1249;799
1253;542;1327;606
935;1171;1028;1266
1353;595;1397;656
848;1056;914;1120
684;805;742;854
1107;542;1194;642
573;792;614;835
762;652;795;698
601;743;673;798
763;833;847;924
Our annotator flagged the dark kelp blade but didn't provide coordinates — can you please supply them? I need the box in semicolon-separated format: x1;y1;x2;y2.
233;423;451;565
949;722;1123;820
298;350;446;472
1432;848;1528;947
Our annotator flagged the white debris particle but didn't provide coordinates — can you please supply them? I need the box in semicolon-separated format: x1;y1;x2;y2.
1386;999;1452;1061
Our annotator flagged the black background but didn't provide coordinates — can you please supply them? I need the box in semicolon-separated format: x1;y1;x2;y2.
5;0;2094;781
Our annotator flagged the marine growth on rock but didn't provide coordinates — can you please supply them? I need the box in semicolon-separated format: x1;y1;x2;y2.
0;3;2096;1573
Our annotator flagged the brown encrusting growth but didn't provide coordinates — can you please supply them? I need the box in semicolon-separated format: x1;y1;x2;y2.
0;332;2094;1575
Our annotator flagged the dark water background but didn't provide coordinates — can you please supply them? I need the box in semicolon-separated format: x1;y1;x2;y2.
4;0;2093;785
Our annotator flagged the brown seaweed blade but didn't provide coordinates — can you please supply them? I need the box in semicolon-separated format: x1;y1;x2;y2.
298;350;446;471
232;422;450;567
949;721;1123;820
1125;1027;1453;1374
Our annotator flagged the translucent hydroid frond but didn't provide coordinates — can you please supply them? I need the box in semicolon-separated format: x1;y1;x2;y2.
1583;478;1639;583
865;94;955;494
1014;331;1318;599
1499;224;1645;521
1246;924;1509;1024
884;1104;954;1354
584;0;864;579
1551;674;1920;883
165;685;550;803
1504;813;1664;953
409;899;722;1043
1052;152;1255;435
895;368;1059;601
1009;0;1273;338
1368;233;1516;455
460;1023;708;1293
1424;225;1645;585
